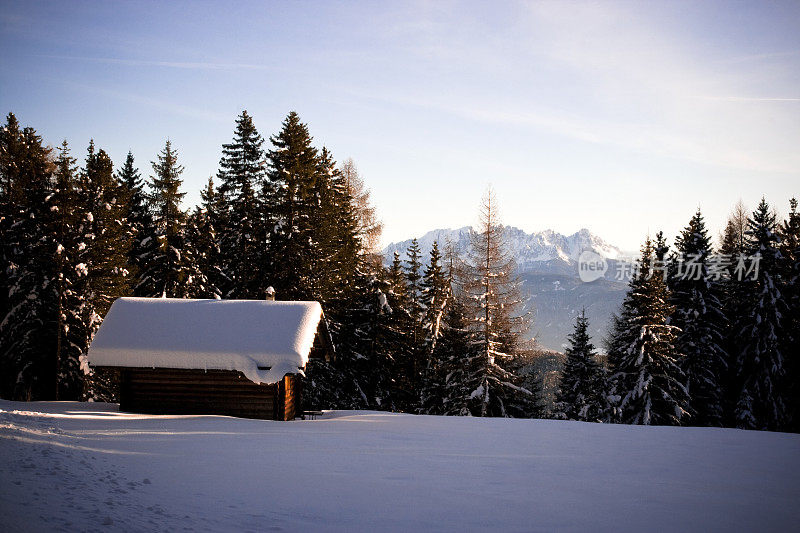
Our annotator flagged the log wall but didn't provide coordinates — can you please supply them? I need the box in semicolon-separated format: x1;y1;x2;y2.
119;368;279;419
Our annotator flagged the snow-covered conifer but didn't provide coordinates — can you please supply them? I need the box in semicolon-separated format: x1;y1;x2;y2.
608;237;688;426
553;310;606;422
669;209;726;426
733;198;788;430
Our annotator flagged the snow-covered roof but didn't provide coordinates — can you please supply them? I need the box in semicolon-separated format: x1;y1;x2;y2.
88;297;324;385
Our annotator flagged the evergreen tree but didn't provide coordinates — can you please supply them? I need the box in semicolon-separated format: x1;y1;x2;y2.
387;252;406;296
607;237;688;426
399;238;425;408
0;114;58;400
138;140;199;297
51;141;83;400
419;242;453;413
669;209;727;426
460;189;533;417
778;198;800;431
71;142;132;400
553;310;606;422
186;177;225;298
733;198;788;430
718;200;750;425
217;111;267;298
265;112;319;300
434;298;478;416
421;242;449;354
116;151;151;289
307;147;361;307
308;269;396;410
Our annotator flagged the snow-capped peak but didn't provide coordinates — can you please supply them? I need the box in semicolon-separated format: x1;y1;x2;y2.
383;226;622;271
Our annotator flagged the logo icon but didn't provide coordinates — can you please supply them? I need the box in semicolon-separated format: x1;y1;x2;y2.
578;250;608;283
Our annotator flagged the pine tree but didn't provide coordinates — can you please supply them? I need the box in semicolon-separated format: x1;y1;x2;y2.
553;310;606;422
265;112;319;300
186;177;225;298
71;142;132;400
138;140;199;297
50;141;88;400
217;111;267;298
608;237;688;426
307;147;361;307
733;198;788;430
0;114;58;400
435;298;478;416
421;242;450;353
419;241;453;413
400;238;425;407
116;151;151;292
778;198;799;431
718;200;749;425
669;209;727;426
460;189;533;417
309;269;396;410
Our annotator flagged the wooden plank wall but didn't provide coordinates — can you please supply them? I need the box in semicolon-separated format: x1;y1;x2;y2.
119;368;277;419
282;374;297;421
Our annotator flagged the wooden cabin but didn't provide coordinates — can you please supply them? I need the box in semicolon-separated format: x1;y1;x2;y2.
88;297;333;420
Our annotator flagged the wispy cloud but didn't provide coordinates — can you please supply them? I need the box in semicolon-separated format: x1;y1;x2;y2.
37;54;277;71
57;79;229;123
697;96;800;102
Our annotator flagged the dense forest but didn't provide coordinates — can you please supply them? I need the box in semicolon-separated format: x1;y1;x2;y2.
0;111;797;431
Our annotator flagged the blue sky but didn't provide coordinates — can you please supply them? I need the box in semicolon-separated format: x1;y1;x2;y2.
1;0;798;250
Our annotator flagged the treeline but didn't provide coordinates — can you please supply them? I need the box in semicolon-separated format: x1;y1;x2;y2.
3;109;796;431
0;111;540;418
553;202;799;432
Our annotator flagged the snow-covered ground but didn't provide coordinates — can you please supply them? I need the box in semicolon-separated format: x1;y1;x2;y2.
1;401;798;532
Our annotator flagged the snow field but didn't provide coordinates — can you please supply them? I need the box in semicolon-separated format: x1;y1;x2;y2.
1;400;799;532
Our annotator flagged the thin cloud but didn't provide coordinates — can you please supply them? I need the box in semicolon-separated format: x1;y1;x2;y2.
698;96;800;102
37;54;277;71
58;79;229;123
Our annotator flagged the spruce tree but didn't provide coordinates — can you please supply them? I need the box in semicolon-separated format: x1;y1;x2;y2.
307;147;361;307
186;177;225;298
718;201;750;425
435;298;478;416
608;237;688;426
71;142;132;400
778;199;799;431
138;140;199;297
554;310;606;422
217;111;267;298
0;115;58;400
50;141;87;400
401;238;425;407
669;210;726;426
419;241;453;413
265;112;319;300
733;198;788;430
116;151;151;290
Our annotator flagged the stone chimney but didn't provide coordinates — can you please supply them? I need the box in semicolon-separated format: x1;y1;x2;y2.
265;286;276;301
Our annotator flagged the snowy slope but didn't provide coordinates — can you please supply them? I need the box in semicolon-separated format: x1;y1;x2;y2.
2;401;799;532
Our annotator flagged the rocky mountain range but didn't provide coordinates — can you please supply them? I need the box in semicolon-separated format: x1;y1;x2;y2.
383;226;630;352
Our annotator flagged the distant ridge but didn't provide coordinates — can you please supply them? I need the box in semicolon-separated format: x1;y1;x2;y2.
383;226;623;267
383;226;628;352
